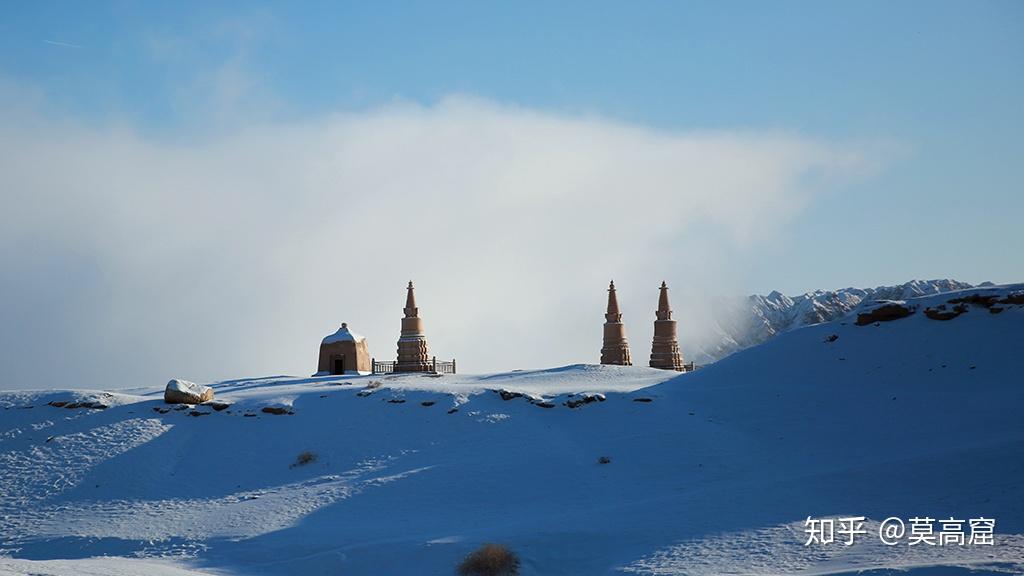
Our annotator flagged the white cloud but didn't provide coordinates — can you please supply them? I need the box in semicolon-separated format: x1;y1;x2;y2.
0;95;868;389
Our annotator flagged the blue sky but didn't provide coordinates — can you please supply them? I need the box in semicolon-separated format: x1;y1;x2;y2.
4;1;1022;291
6;2;1022;133
1;2;1022;386
5;1;1022;137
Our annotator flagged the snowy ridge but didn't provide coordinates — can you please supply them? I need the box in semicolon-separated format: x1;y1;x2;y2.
690;279;974;363
0;284;1021;575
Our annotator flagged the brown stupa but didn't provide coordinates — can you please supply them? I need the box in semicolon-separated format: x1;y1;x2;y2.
394;281;432;372
649;281;685;371
600;280;632;365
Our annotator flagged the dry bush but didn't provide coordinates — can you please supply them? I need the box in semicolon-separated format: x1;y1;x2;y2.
457;543;519;576
291;451;318;468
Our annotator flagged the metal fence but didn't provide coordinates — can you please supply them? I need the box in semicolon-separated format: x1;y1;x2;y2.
371;357;456;375
371;359;396;374
434;358;456;374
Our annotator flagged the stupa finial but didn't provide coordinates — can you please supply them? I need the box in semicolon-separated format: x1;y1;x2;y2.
656;281;672;320
606;280;621;321
404;281;418;318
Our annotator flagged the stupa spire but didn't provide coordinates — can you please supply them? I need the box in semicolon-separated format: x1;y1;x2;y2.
649;281;684;371
605;280;622;321
656;281;672;320
600;280;632;366
404;281;418;318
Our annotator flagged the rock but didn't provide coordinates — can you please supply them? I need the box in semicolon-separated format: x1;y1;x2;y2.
421;401;436;407
598;456;612;464
824;334;839;343
855;302;915;326
999;291;1024;305
447;408;459;414
207;402;230;411
949;294;998;307
565;393;606;409
386;398;406;404
48;401;67;408
925;303;968;321
164;379;214;404
533;401;555;408
632;397;653;403
63;400;107;410
188;410;210;417
261;406;291;415
497;389;523;401
990;306;1005;314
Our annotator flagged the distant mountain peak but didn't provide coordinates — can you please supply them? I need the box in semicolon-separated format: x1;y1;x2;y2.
687;279;974;364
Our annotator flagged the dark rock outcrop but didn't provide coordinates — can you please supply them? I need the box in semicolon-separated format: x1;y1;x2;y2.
855;302;915;326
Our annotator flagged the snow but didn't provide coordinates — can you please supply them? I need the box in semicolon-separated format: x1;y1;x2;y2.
0;557;212;576
165;379;211;397
321;324;365;345
692;278;974;363
1;284;1022;575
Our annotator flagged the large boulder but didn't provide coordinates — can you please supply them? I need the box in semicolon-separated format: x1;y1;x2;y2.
164;379;214;404
855;301;915;325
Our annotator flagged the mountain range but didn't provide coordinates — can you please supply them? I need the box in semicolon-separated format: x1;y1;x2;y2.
689;279;977;363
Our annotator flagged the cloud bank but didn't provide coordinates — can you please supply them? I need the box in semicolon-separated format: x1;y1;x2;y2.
0;95;867;389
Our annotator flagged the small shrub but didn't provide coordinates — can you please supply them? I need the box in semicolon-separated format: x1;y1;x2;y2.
457;543;519;576
291;451;318;468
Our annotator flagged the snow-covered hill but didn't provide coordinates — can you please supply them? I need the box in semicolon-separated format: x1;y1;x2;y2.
1;284;1022;576
690;279;975;363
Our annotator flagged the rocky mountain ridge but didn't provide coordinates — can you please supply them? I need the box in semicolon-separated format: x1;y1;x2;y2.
691;279;976;363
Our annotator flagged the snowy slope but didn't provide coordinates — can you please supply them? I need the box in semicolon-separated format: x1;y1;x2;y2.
1;284;1022;576
690;279;974;363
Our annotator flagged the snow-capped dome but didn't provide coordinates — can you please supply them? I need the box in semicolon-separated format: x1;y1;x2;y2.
322;323;365;345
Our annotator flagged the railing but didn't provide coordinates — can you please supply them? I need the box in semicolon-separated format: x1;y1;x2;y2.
371;359;396;374
371;357;456;375
434;358;456;374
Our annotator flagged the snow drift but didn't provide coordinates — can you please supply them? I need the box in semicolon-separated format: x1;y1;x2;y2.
1;284;1022;575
